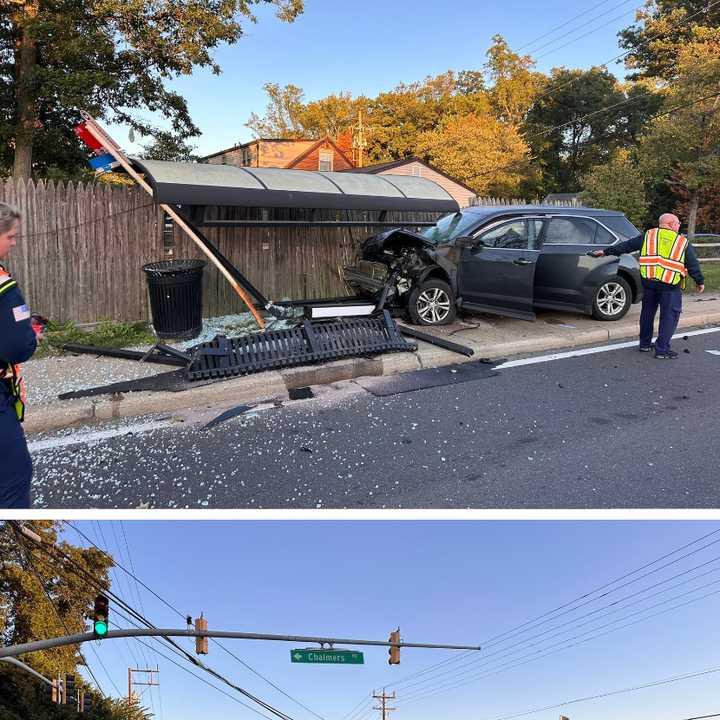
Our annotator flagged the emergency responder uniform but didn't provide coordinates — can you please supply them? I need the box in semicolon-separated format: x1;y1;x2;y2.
604;228;704;358
0;263;37;508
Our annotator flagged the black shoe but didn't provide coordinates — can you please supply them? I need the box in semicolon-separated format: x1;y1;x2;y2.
655;350;679;359
638;345;653;352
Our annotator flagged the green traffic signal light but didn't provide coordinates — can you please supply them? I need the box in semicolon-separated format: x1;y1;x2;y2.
93;595;109;639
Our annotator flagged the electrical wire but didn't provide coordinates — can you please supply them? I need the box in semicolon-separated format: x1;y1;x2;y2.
398;583;720;707
529;0;720;107
6;523;110;698
107;619;280;720
16;524;299;720
64;521;327;720
480;664;720;720
378;527;720;698
119;521;166;720
516;0;628;51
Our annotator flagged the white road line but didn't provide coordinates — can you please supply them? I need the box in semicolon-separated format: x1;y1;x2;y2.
495;326;720;370
28;419;176;453
706;350;720;356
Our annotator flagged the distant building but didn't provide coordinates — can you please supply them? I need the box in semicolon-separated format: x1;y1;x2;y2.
344;157;477;208
200;138;355;172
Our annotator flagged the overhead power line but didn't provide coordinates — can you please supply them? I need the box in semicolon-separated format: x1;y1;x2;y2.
63;521;327;720
529;0;720;106
6;523;110;698
13;523;298;720
398;582;720;707
383;529;720;706
388;528;720;694
516;0;630;51
481;664;720;720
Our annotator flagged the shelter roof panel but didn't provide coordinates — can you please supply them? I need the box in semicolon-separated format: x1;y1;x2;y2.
128;158;459;212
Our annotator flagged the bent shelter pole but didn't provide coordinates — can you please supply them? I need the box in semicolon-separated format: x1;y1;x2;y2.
79;112;265;329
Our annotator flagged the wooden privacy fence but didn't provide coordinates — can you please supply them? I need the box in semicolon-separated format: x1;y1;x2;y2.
0;177;439;323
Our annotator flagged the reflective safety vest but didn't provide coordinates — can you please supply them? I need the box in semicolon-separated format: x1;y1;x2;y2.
0;362;26;422
0;266;27;422
639;227;688;286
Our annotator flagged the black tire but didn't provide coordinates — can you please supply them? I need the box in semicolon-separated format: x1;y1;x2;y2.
592;276;632;320
407;279;457;326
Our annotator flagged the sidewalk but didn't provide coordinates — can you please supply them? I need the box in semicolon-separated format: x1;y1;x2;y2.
22;293;720;435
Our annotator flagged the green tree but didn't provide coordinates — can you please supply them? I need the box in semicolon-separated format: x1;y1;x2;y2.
245;83;308;138
636;28;720;237
484;35;545;125
526;66;660;194
0;521;113;678
581;149;649;225
619;0;720;80
416;112;530;196
1;0;303;180
140;132;199;162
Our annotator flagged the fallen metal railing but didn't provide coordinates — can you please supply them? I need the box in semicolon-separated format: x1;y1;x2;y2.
187;311;416;380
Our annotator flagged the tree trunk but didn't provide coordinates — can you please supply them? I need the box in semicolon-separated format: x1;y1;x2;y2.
12;2;40;181
686;188;700;241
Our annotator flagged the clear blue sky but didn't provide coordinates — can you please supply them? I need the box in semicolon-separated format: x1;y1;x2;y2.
112;0;639;157
60;521;720;720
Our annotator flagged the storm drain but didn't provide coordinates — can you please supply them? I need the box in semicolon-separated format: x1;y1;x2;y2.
187;311;416;380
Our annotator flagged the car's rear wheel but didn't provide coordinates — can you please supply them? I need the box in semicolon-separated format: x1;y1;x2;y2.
592;276;631;320
407;279;457;326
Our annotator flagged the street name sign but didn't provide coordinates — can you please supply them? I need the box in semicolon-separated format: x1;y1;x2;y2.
291;649;364;665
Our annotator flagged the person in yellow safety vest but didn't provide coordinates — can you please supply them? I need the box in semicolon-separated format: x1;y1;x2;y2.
0;203;38;508
592;213;705;359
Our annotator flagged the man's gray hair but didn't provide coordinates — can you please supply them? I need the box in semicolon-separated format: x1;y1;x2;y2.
0;202;21;235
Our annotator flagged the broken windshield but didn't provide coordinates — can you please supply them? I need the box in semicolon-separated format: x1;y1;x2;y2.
419;211;482;245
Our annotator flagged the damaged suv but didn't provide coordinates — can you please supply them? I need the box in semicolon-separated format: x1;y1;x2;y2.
343;206;643;326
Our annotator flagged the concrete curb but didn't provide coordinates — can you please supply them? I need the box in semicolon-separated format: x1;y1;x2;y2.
24;309;720;436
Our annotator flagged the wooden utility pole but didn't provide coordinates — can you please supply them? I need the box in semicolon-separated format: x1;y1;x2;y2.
352;110;368;168
373;689;396;720
128;666;160;703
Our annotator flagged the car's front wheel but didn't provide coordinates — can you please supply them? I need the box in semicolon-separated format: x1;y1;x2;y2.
592;276;632;320
407;279;457;326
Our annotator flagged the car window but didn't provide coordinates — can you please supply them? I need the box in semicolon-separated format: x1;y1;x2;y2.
419;211;480;245
545;217;596;245
594;223;616;245
478;220;530;250
597;215;639;238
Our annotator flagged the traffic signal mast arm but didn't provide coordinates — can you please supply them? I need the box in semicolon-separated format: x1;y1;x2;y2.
0;657;53;684
0;628;481;659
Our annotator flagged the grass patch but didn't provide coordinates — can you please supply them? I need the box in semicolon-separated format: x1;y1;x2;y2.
687;262;720;294
34;320;156;359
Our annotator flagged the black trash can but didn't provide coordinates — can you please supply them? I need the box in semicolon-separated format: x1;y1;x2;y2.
143;259;206;340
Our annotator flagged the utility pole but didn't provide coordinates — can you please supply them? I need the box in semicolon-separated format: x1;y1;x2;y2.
352;110;368;168
373;689;396;720
128;666;160;704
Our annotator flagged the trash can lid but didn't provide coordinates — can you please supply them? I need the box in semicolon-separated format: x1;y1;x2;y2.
142;259;206;276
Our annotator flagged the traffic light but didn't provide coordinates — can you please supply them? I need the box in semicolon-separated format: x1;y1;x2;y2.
93;594;109;638
388;628;400;665
84;693;94;713
195;615;209;655
64;674;76;706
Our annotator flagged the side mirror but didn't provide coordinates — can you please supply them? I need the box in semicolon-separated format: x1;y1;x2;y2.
455;235;481;249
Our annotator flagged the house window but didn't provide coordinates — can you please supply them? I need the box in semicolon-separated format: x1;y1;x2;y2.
411;165;422;177
319;150;333;172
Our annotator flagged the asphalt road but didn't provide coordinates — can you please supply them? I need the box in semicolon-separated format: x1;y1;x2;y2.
29;329;720;509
